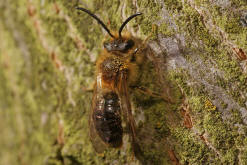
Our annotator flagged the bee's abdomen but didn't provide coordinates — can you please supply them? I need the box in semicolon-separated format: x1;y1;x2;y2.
93;92;123;147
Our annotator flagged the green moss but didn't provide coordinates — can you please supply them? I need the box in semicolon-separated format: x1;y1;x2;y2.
221;149;238;164
137;0;163;36
231;0;247;8
172;128;220;164
0;21;27;165
0;64;13;109
163;0;183;11
230;109;244;124
61;1;104;51
189;96;205;113
0;5;60;165
169;2;247;107
0;0;95;164
43;17;68;43
220;15;241;34
215;51;247;106
194;0;247;50
169;66;245;164
125;0;137;17
240;149;247;165
209;5;247;50
96;0;121;30
2;0;247;164
203;112;239;163
158;23;175;36
179;4;219;50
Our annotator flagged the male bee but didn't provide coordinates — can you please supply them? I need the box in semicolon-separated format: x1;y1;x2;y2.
76;7;144;153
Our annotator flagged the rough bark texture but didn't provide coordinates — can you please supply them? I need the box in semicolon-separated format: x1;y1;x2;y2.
0;0;247;165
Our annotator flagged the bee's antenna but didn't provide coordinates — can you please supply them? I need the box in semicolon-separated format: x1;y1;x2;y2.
118;12;142;38
76;7;115;38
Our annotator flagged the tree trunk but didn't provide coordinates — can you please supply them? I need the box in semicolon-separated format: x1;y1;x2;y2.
1;0;247;164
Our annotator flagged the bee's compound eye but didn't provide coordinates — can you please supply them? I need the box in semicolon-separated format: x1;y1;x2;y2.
126;40;134;49
103;42;112;51
103;39;135;52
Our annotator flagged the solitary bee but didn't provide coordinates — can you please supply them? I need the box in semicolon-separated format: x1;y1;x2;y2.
76;7;144;153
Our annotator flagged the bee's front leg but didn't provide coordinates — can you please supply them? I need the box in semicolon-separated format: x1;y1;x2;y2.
82;83;95;92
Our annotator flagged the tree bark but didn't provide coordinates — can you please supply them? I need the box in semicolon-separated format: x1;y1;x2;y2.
0;0;247;165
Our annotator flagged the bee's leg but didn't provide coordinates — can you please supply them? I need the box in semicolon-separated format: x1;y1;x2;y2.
132;48;139;56
82;83;94;92
82;88;94;92
128;25;158;63
127;47;140;63
130;85;174;103
141;24;158;46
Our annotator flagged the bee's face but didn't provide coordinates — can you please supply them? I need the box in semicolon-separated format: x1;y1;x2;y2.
103;39;134;53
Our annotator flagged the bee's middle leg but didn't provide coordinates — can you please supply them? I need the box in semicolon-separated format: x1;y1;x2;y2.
130;85;174;103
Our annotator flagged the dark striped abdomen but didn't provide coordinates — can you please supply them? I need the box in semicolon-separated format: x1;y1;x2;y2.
93;92;123;148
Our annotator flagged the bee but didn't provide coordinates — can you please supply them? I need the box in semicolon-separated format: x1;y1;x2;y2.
76;7;144;153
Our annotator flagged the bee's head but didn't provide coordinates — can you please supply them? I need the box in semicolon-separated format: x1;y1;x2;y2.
103;38;134;52
76;7;141;53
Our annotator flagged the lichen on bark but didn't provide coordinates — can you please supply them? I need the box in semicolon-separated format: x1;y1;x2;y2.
1;0;247;165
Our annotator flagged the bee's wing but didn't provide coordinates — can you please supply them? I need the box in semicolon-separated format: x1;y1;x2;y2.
89;75;107;153
118;72;137;144
119;72;143;157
